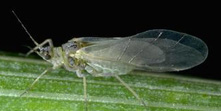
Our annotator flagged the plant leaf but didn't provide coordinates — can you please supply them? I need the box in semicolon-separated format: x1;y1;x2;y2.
0;54;220;111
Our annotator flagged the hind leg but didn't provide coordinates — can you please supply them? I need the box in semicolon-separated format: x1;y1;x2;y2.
83;77;88;111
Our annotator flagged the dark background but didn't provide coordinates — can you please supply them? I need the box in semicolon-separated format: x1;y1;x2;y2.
2;3;220;80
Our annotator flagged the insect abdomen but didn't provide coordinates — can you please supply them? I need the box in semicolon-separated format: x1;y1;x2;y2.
86;59;135;76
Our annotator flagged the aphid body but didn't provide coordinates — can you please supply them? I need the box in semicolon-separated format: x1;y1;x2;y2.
41;30;208;78
12;11;208;110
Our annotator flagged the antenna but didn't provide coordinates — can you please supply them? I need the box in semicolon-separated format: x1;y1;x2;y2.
12;10;39;46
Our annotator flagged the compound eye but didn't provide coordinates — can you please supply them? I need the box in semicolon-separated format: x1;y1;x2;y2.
40;47;52;60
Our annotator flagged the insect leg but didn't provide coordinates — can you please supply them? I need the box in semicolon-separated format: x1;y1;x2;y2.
26;39;54;56
83;76;88;111
114;75;147;107
20;68;52;97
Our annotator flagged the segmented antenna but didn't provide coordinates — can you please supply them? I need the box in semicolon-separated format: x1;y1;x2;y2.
12;10;39;46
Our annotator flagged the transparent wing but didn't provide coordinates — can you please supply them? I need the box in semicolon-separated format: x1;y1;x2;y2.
71;37;121;44
79;29;208;72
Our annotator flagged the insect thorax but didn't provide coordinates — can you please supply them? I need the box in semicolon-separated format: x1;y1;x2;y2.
58;40;88;73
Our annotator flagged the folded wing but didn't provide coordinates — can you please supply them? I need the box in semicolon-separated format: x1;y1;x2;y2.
79;29;208;72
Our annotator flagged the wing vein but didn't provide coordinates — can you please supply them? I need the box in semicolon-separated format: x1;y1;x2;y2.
128;31;163;63
117;37;132;61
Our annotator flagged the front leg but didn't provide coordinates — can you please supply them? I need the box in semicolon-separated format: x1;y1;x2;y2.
26;39;54;56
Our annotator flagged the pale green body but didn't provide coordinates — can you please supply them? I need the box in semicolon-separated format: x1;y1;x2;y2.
76;50;135;77
47;29;208;78
50;38;135;77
